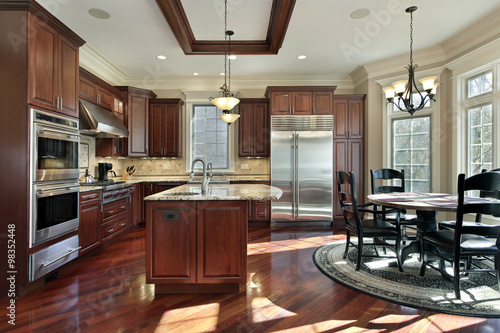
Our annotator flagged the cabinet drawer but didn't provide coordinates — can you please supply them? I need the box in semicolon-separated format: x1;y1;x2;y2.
102;198;128;218
80;190;101;205
102;211;128;240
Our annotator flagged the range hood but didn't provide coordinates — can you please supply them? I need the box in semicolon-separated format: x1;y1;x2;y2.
79;99;129;138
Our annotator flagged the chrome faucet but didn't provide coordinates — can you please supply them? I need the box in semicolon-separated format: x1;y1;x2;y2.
207;163;213;179
190;158;210;194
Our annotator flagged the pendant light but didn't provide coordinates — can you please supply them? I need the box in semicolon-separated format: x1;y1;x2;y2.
382;6;439;116
209;0;240;124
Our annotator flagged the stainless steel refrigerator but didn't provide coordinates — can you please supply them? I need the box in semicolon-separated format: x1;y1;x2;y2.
271;115;333;222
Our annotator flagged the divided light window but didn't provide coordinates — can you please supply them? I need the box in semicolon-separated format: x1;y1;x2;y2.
393;116;431;192
467;72;492;98
192;105;229;169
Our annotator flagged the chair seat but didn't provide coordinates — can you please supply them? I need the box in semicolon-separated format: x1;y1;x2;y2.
351;219;399;236
439;220;500;236
385;213;417;224
423;230;499;253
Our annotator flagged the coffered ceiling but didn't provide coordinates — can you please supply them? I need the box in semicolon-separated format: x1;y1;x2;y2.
37;0;500;87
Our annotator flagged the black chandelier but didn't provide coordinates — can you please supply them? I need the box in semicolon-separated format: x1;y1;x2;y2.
382;6;439;116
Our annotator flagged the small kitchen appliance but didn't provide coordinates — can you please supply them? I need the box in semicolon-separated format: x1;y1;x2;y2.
98;162;113;181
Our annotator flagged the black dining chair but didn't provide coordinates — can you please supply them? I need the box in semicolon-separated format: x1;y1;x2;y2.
370;168;418;241
439;168;500;234
419;172;500;299
337;170;403;272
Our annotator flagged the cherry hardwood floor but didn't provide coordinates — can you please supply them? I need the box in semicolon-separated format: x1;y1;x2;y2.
2;223;500;332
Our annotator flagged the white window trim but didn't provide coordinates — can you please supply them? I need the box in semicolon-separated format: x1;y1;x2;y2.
182;91;237;174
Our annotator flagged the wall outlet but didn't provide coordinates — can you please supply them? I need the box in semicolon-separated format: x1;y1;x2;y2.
240;164;249;170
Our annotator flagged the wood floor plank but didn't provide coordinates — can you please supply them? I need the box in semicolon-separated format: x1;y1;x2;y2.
1;224;499;332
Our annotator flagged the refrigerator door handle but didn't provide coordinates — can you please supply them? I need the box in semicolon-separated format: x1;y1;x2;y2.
295;132;300;220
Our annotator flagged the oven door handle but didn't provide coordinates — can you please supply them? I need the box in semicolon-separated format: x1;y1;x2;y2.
38;128;80;140
37;185;79;193
41;247;81;267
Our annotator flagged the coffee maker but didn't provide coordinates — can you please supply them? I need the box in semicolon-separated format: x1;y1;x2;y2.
98;163;113;181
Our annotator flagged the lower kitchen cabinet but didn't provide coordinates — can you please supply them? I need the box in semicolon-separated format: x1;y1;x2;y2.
141;182;185;223
101;198;128;242
130;184;141;226
146;201;247;290
230;181;271;222
79;190;101;254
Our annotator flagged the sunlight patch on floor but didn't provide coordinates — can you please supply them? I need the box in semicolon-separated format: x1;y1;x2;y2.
155;303;220;332
370;314;419;324
251;297;296;323
270;319;357;332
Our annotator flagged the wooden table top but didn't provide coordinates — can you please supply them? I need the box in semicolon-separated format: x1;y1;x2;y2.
367;193;462;213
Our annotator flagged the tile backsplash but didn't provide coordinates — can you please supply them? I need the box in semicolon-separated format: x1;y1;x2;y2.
79;135;269;180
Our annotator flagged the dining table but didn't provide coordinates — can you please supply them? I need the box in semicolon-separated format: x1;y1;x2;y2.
366;192;487;264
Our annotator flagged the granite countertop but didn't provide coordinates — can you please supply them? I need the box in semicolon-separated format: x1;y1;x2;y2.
144;184;282;201
79;175;270;192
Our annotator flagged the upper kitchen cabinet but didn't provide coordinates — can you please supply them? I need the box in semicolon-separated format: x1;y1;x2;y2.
27;11;84;117
149;99;184;158
238;99;269;157
116;86;157;157
333;95;365;139
265;86;336;115
79;69;115;110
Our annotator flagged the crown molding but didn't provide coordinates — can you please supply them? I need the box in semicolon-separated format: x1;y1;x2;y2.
79;45;127;86
441;6;500;62
445;40;500;76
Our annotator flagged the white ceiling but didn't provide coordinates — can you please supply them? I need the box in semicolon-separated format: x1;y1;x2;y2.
38;0;500;82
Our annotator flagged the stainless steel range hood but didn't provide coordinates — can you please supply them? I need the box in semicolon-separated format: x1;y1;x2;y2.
79;99;129;138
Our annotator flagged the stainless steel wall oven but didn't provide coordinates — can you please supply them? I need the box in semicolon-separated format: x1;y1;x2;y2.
29;109;81;281
32;109;80;182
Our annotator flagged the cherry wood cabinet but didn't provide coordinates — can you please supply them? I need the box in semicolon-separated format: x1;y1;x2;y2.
101;198;128;242
266;86;336;115
333;95;365;219
117;86;157;157
149;99;184;158
230;181;271;222
238;99;269;157
79;191;101;254
129;184;141;226
79;75;114;110
95;138;127;157
146;200;247;290
28;13;83;117
333;95;365;139
141;182;185;222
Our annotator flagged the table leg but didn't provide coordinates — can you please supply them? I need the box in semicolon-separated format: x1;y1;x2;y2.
401;210;437;264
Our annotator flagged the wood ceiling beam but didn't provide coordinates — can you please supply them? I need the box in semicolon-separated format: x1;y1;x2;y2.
155;0;296;55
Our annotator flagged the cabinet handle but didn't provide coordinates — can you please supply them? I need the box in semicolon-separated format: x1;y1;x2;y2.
119;223;126;227
108;210;115;214
89;195;97;199
56;97;60;110
120;205;126;209
150;184;153;191
107;228;114;233
60;97;63;110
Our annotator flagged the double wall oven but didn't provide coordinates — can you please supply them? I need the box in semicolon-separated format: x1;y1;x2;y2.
30;109;81;281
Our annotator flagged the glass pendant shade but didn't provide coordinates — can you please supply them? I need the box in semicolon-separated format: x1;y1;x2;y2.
219;112;240;124
419;76;437;91
391;80;408;94
382;87;396;100
210;96;240;111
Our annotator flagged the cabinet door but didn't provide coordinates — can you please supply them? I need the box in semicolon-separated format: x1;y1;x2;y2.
28;14;58;111
142;182;155;222
348;99;364;139
58;35;79;117
253;103;269;156
291;92;312;115
128;94;149;156
333;139;348;219
197;201;247;283
313;91;333;115
149;104;164;157
270;91;291;115
238;103;254;156
79;202;101;254
146;202;197;284
79;76;98;103
164;104;182;157
333;98;349;138
97;86;114;110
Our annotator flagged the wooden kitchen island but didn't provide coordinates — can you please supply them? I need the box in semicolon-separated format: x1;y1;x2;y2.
144;184;282;293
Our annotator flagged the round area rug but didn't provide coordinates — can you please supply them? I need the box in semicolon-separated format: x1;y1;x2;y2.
313;240;500;317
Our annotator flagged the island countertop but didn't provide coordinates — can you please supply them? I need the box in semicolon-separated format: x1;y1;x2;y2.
144;184;282;201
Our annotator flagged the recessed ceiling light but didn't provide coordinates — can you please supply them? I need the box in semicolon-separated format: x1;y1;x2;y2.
350;8;370;19
156;55;167;60
193;73;199;76
88;8;111;20
297;55;307;60
228;55;237;60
